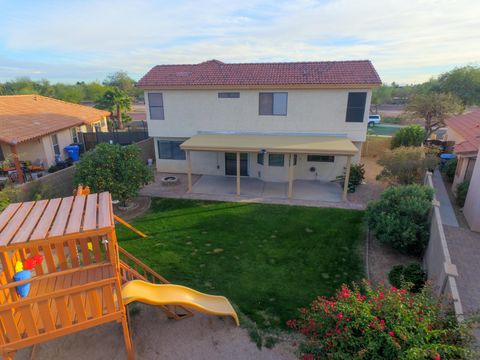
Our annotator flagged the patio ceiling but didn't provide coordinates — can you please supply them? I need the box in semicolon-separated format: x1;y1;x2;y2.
180;133;358;156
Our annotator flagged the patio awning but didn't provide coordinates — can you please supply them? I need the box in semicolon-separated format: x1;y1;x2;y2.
180;134;358;156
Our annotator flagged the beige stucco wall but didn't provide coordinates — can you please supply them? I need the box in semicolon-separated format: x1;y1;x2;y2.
446;127;465;144
148;88;370;180
1;127;79;169
463;149;480;231
154;137;362;182
145;89;372;142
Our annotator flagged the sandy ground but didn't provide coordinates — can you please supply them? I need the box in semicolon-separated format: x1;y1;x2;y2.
17;304;297;360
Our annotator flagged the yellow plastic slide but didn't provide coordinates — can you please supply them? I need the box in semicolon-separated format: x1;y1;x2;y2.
122;280;239;326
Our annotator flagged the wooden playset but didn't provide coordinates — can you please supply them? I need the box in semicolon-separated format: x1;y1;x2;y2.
0;188;238;359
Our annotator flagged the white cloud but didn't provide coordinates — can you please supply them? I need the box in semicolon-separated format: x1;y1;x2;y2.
0;0;479;83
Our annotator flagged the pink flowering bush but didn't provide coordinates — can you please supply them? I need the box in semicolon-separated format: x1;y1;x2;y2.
288;281;472;359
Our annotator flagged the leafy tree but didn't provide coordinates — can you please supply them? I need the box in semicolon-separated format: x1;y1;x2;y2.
406;92;463;137
378;146;438;185
391;125;426;148
366;184;434;256
95;87;132;129
82;81;108;102
437;66;480;105
52;83;85;103
371;85;393;113
74;143;153;206
103;70;142;99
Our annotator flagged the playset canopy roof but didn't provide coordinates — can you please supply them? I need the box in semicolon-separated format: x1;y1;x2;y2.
0;192;114;250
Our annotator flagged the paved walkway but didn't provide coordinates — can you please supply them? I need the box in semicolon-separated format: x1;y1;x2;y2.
444;225;480;316
432;170;459;227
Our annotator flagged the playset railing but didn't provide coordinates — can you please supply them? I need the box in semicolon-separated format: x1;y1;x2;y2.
0;263;122;351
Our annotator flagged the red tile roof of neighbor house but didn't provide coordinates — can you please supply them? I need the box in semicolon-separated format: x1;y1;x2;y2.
446;109;480;154
0;95;110;145
137;59;382;88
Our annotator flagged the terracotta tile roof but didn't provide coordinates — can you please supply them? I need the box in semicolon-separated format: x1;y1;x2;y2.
446;109;480;155
0;95;110;145
138;59;381;88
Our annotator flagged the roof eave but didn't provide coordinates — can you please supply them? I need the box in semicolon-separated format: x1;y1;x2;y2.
137;83;381;91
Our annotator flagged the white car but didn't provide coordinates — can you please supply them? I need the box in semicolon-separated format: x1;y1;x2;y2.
368;114;381;127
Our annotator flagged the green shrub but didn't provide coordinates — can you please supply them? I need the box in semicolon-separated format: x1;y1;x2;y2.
456;180;470;207
391;125;426;149
289;281;472;359
337;163;365;193
0;185;21;211
366;185;434;256
75;143;153;206
377;146;438;185
442;158;458;183
388;263;426;292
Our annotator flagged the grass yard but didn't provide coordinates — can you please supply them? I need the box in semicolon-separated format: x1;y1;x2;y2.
117;198;365;329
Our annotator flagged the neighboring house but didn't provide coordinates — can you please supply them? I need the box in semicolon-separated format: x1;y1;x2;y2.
138;59;381;199
0;95;109;182
445;110;480;231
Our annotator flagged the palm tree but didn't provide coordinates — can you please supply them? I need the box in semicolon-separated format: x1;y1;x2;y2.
96;87;132;129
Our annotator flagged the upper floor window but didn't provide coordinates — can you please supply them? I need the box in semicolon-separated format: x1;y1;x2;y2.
345;92;367;122
218;92;240;98
51;134;60;156
148;93;165;120
259;92;288;116
157;140;185;160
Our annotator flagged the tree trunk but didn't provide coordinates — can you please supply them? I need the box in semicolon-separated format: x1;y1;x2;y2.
116;105;123;129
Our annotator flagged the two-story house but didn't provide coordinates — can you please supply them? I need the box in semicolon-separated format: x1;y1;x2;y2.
138;60;381;200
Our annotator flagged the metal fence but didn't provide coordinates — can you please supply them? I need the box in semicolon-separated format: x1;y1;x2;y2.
423;172;464;321
82;130;149;152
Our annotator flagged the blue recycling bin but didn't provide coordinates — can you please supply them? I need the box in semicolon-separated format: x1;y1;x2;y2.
64;145;80;161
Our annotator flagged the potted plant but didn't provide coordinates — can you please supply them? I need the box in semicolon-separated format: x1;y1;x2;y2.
13;255;43;298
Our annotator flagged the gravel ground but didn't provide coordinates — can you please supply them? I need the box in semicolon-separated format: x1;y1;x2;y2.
17;304;298;360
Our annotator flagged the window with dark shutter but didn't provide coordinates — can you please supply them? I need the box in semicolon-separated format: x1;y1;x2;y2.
259;92;287;115
148;93;165;120
345;92;367;122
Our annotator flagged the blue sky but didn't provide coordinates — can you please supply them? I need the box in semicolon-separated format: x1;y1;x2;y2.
0;0;479;84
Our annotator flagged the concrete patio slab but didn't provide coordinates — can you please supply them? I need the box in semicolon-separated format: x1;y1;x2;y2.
140;172;365;210
192;175;343;202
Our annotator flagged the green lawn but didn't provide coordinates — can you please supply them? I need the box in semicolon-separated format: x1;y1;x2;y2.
117;198;365;329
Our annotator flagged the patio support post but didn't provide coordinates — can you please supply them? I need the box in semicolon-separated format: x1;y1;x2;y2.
10;143;24;184
186;150;192;192
343;155;352;201
236;151;240;195
288;153;294;199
